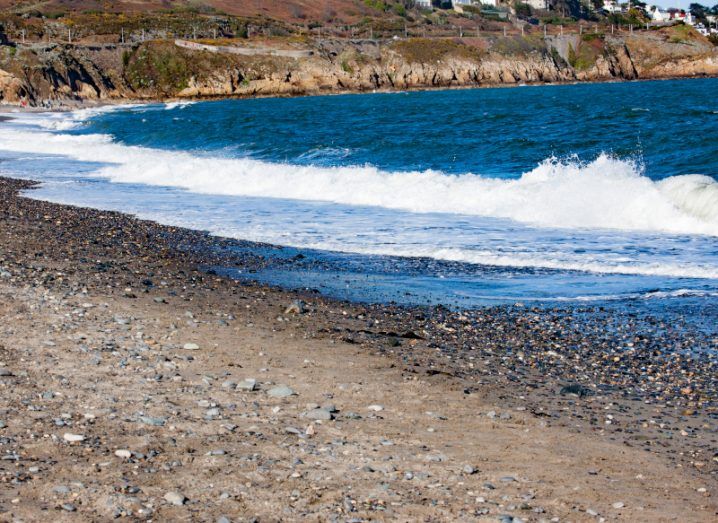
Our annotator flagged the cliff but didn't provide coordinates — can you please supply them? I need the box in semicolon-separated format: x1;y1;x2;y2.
0;25;716;107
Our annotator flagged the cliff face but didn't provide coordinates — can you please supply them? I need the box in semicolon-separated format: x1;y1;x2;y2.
0;27;716;107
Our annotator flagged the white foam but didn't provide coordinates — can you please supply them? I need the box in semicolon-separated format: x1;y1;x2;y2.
164;101;196;110
2;114;717;237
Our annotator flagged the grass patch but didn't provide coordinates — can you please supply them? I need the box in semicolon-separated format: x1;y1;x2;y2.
393;37;482;62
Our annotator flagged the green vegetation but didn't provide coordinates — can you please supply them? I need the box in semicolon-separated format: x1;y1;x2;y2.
340;58;354;73
392;38;481;63
125;43;193;93
491;35;546;56
567;39;603;71
581;32;604;42
667;23;696;44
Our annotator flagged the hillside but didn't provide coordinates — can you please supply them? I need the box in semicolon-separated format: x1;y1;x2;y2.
0;2;717;106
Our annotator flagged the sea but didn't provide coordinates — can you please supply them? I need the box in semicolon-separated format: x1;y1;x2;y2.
1;79;717;325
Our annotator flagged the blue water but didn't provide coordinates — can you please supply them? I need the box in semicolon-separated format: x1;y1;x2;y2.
1;79;717;313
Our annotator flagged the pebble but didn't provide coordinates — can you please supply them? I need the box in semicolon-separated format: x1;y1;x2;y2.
115;449;131;459
139;416;166;426
236;378;257;391
267;385;295;398
63;433;85;443
284;300;306;314
305;408;333;421
163;491;186;506
587;508;599;516
61;503;77;512
0;420;6;429
182;343;200;350
612;501;625;509
0;368;13;376
367;404;384;412
462;464;477;475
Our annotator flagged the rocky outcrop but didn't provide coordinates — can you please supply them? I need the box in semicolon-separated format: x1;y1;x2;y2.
1;30;716;107
0;68;26;103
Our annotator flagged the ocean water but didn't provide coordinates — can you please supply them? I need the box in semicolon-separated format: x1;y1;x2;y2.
1;79;718;312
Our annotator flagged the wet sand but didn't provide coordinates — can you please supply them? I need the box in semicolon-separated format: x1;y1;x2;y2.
0;177;715;521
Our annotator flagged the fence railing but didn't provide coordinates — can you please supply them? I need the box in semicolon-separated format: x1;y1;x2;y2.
2;22;681;47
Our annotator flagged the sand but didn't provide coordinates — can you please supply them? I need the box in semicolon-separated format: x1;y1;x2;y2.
0;177;715;521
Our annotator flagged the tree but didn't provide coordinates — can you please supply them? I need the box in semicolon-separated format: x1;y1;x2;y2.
690;2;708;23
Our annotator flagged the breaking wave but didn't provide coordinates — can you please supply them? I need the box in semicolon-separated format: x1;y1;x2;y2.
0;115;716;237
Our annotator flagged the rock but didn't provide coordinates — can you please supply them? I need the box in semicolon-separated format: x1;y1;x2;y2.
115;449;131;459
284;300;305;314
305;408;333;421
139;416;166;426
0;368;13;376
217;517;231;523
462;464;478;475
612;501;625;509
61;503;77;512
267;385;295;398
182;343;200;351
0;420;6;429
53;485;71;495
221;380;236;390
164;491;186;506
560;383;592;397
587;508;599;516
367;404;384;412
236;378;257;391
63;433;85;443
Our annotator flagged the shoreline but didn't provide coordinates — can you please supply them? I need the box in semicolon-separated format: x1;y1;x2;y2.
2;74;717;113
0;175;715;519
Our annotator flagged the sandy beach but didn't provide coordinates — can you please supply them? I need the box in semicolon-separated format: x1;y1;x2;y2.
0;176;715;521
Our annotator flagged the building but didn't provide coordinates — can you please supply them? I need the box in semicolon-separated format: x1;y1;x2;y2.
478;0;500;7
650;6;670;22
602;0;624;14
414;0;433;8
525;0;549;10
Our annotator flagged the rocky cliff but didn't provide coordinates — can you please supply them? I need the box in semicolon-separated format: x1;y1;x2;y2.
0;25;716;107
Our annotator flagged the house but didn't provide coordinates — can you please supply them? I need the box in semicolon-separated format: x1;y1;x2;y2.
671;9;687;22
414;0;433;8
602;0;623;14
525;0;549;10
650;6;670;22
478;0;500;7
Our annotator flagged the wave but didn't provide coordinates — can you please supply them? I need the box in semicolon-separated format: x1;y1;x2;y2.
1;110;718;240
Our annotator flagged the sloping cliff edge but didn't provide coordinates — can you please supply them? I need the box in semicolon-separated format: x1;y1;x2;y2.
1;27;717;107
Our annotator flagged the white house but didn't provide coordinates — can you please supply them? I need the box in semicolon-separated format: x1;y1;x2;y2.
525;0;549;10
650;6;670;22
414;0;432;8
478;0;500;7
603;0;623;14
452;0;474;6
